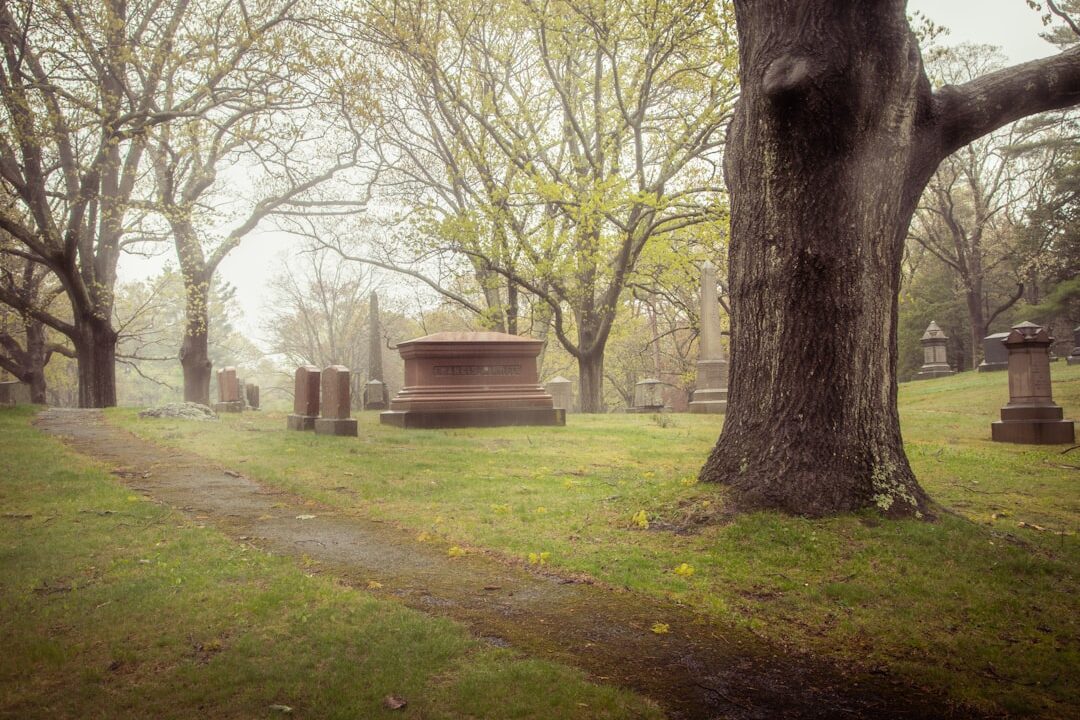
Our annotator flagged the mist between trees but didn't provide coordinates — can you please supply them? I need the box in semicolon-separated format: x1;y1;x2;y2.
2;0;1079;516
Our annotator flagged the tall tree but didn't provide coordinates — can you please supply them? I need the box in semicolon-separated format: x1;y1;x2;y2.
356;0;737;411
699;1;1080;517
146;1;377;404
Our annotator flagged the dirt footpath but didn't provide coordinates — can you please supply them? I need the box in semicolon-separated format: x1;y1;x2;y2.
37;408;980;720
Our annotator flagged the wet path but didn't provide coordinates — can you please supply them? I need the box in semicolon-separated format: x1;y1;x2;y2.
36;409;979;720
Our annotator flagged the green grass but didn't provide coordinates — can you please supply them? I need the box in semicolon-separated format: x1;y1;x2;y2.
0;405;661;719
110;364;1080;718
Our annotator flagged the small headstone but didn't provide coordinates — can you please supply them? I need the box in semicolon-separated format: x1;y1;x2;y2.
545;376;574;412
632;378;664;412
977;333;1010;372
287;365;321;431
213;367;243;413
1068;325;1080;366
991;321;1074;444
245;383;260;410
315;365;358;437
363;379;386;410
915;321;955;380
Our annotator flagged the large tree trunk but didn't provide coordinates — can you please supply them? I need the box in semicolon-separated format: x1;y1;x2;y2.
75;316;118;408
180;277;213;405
700;1;931;517
577;352;604;413
700;0;1080;518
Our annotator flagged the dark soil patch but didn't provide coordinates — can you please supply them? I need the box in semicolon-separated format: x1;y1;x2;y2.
37;408;985;720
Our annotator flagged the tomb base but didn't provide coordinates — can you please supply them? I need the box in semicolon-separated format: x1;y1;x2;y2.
287;414;316;431
314;417;359;437
1068;355;1080;366
213;401;244;413
380;407;565;429
992;404;1074;444
915;364;955;380
689;387;728;414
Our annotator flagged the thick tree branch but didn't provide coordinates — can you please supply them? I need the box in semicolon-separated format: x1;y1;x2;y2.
933;47;1080;160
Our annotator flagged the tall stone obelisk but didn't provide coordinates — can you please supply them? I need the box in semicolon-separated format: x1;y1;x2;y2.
689;260;728;413
363;292;388;410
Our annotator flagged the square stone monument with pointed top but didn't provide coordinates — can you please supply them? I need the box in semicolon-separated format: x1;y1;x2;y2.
213;367;244;413
915;321;955;379
991;322;1074;444
689;260;728;413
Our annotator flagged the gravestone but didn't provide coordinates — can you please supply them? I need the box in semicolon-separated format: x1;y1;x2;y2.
213;367;243;413
380;331;564;428
632;378;664;412
977;332;1009;372
364;292;389;410
0;380;31;405
688;260;728;413
545;376;574;412
991;322;1074;444
915;321;955;379
287;365;321;431
245;383;260;410
315;365;359;437
1068;325;1080;366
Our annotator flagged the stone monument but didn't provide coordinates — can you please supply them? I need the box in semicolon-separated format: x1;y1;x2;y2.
286;365;321;430
315;365;359;437
1068;325;1080;366
991;321;1074;444
977;332;1010;372
213;367;243;413
0;380;31;405
245;383;260;410
363;292;389;410
632;378;664;412
915;321;955;379
688;260;728;413
381;331;565;428
545;376;574;412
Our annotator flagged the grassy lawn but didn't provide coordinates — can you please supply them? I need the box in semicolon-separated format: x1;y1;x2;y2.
109;364;1080;718
0;405;661;719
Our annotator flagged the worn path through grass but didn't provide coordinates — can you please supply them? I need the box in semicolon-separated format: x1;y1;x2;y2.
34;408;976;720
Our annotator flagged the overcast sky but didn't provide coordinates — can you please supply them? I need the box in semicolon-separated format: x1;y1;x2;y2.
118;0;1065;343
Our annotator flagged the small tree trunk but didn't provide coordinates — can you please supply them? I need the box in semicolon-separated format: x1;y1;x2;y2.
24;321;48;404
966;288;987;371
180;273;213;405
75;316;118;408
577;352;604;413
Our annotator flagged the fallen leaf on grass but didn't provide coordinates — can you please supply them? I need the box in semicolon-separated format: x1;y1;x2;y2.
383;695;407;710
268;704;293;714
296;514;316;520
651;622;670;634
367;580;383;589
447;546;466;558
224;470;241;478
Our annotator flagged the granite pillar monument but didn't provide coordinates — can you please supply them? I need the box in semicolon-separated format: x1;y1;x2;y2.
287;365;321;431
915;321;955;379
315;365;359;437
689;260;728;413
364;292;389;410
213;367;243;413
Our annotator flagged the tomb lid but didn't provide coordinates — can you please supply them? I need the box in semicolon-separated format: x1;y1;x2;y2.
365;378;385;385
546;375;572;385
983;332;1010;341
921;320;948;341
1004;321;1050;345
397;331;541;346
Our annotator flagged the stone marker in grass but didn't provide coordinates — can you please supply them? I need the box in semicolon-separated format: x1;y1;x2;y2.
991;321;1075;445
245;383;260;410
287;365;321;431
977;332;1010;372
689;260;728;413
915;321;955;380
315;365;359;437
545;376;574;412
1068;325;1080;366
213;367;244;413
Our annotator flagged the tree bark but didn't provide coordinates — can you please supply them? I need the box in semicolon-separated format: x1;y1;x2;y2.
577;352;604;413
965;285;986;370
24;320;48;404
75;316;118;409
700;1;1080;517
